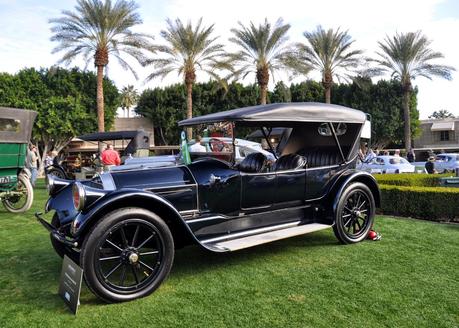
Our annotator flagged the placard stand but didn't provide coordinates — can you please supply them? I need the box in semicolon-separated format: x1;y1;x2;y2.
58;255;83;315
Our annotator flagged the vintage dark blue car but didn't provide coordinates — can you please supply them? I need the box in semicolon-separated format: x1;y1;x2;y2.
37;102;380;303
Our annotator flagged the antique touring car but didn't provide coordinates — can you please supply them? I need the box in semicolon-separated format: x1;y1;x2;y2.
37;102;380;303
1;107;37;213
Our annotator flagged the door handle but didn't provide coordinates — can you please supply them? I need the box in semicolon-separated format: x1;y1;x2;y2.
210;174;222;185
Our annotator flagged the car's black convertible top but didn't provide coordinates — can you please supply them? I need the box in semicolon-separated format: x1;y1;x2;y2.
179;102;367;126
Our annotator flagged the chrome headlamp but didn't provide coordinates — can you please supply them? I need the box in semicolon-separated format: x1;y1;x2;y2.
72;182;86;212
46;174;70;196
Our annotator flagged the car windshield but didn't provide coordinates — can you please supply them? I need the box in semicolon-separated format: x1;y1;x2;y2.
389;157;408;164
185;122;235;163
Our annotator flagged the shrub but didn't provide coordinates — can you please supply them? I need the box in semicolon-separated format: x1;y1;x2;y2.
380;184;459;222
375;173;451;187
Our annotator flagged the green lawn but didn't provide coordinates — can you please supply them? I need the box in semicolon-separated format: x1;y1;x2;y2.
0;180;458;328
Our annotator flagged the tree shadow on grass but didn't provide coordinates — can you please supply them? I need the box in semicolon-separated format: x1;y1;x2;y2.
171;230;340;275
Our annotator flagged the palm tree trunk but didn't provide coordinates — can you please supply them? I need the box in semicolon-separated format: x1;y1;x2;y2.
324;87;331;104
96;65;105;152
256;66;270;105
96;65;105;132
186;81;193;140
260;84;268;105
402;88;412;151
322;71;333;104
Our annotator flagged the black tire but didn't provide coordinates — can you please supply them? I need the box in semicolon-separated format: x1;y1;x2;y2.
50;214;80;264
2;174;34;213
80;208;174;303
333;182;375;244
48;168;66;179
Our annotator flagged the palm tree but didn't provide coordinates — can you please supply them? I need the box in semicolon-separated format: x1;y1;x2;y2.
120;85;138;117
229;18;305;105
292;26;363;104
374;31;455;151
144;18;229;139
50;0;155;132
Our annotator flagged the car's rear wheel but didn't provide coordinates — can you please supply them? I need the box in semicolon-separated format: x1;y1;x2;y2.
80;208;174;303
2;174;33;213
50;214;80;264
333;182;375;244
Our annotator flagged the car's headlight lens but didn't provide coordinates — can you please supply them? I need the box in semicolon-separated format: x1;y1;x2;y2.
72;182;86;212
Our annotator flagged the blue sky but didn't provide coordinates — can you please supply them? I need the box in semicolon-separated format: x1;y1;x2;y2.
0;0;458;118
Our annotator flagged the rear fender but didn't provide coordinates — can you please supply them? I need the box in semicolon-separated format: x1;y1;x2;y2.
20;167;31;178
73;189;199;248
325;170;381;215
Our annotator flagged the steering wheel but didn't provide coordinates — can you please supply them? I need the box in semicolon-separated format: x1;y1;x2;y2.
209;138;225;152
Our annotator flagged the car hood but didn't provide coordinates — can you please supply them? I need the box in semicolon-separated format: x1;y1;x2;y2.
109;165;196;190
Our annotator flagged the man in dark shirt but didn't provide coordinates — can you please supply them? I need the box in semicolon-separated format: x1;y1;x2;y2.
425;156;436;174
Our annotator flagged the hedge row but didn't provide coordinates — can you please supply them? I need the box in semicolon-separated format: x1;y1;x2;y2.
380;184;459;222
375;173;451;187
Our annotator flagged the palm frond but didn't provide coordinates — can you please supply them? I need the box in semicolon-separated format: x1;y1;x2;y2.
228;17;294;83
49;0;155;77
291;25;363;82
144;17;229;84
373;31;455;82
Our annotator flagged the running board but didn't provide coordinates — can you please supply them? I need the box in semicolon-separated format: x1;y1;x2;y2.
203;223;332;252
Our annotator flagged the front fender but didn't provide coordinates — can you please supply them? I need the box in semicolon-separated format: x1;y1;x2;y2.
72;188;200;246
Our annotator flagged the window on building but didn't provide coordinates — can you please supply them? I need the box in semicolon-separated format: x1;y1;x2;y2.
440;131;450;141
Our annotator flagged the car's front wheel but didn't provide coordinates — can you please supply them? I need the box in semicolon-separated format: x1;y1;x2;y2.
80;207;174;303
333;182;375;244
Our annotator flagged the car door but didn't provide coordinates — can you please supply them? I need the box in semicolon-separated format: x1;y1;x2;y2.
187;160;241;215
240;171;276;210
275;168;306;206
445;155;454;171
365;157;382;172
435;155;446;171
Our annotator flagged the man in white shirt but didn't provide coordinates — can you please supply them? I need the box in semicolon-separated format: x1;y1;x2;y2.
364;148;376;162
189;136;207;152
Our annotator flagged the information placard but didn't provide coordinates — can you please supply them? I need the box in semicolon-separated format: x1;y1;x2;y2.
58;255;83;315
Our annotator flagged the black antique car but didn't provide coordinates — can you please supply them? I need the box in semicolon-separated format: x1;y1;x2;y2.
37;102;380;303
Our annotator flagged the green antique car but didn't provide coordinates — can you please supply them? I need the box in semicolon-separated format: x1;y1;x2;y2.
0;107;37;213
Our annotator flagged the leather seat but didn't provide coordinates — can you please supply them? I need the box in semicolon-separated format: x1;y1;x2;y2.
300;149;342;167
273;154;307;171
239;152;267;173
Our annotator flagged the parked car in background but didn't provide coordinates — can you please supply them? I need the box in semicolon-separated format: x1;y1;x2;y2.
0;107;37;213
46;130;151;179
357;155;415;174
191;137;276;162
38;102;380;303
432;153;459;173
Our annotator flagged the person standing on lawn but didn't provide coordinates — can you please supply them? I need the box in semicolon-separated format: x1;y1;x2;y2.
407;148;416;163
25;144;38;187
425;156;437;174
101;144;120;171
